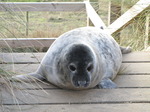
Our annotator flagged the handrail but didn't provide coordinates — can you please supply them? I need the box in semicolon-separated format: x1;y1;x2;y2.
84;1;106;29
108;0;150;34
0;0;149;49
0;2;85;12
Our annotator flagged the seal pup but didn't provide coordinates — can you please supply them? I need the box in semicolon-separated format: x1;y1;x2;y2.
12;27;131;90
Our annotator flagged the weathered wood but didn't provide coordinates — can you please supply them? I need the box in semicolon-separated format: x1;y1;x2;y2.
122;51;150;62
0;64;39;74
120;63;150;75
0;53;42;64
114;75;150;88
85;1;106;29
0;2;85;12
1;88;150;105
0;38;55;48
1;52;150;90
26;11;29;36
107;1;111;26
1;75;150;90
1;63;150;75
108;0;150;34
1;104;150;112
144;14;150;49
0;52;150;111
0;52;150;76
1;52;150;64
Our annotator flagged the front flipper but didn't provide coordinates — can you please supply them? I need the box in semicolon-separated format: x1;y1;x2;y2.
97;78;117;89
11;72;46;82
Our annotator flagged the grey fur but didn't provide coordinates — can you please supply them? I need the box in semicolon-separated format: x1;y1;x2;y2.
13;27;131;90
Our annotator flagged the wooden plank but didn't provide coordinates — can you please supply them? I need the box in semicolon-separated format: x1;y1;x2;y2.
1;64;150;89
13;75;150;88
122;51;150;62
1;75;150;90
1;52;150;64
0;2;85;12
107;0;150;34
0;38;55;48
0;53;42;64
85;1;106;29
114;75;150;88
0;64;39;74
1;88;150;105
1;103;150;112
120;63;150;75
0;63;150;75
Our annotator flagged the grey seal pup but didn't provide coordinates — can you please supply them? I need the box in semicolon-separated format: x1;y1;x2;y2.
13;27;131;90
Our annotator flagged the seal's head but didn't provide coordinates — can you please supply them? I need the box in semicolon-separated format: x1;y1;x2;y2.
64;44;95;88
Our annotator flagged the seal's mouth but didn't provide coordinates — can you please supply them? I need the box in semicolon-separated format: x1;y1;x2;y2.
73;80;90;88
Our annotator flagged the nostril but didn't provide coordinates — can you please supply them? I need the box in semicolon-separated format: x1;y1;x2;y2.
78;81;87;87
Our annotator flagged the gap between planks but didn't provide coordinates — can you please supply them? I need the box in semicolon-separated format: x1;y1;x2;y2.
2;101;150;106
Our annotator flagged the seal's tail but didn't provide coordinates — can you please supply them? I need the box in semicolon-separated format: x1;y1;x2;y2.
120;46;132;54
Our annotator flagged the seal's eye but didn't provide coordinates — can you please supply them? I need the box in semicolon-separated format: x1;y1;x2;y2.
69;64;76;72
87;64;93;72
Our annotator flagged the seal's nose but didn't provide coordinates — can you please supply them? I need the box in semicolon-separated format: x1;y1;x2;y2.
77;81;87;87
72;76;90;88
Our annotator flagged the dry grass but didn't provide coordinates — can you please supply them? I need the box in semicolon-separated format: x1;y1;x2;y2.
0;11;87;38
117;10;150;51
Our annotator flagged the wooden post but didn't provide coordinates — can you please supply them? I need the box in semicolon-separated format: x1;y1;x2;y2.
110;0;121;24
26;11;29;36
108;0;150;34
110;0;121;42
87;10;90;26
85;0;90;26
144;14;150;49
85;0;106;29
108;0;111;26
85;0;94;27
